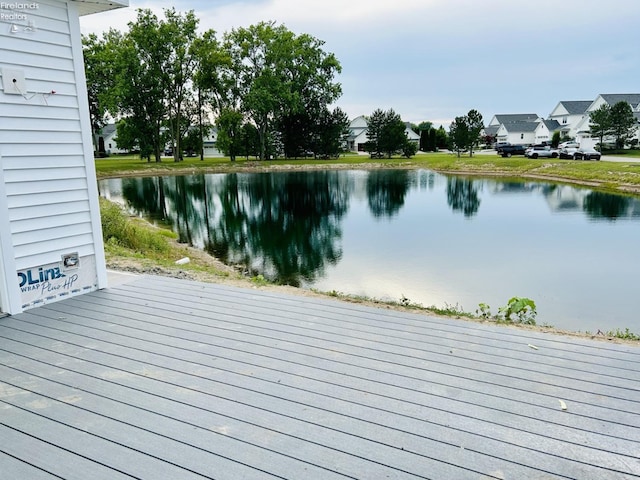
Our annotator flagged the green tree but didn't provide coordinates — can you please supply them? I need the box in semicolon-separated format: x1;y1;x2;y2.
223;21;341;161
278;112;315;158
238;123;261;159
193;29;231;160
449;110;483;157
82;29;123;154
366;108;408;158
417;121;433;132
401;139;418;158
379;110;407;158
115;9;171;162
428;128;437;151
161;9;200;163
551;131;561;148
108;9;204;163
182;125;208;157
419;129;429;152
216;108;244;161
114;118;138;153
449;116;469;157
435;126;449;150
365;109;385;157
589;104;612;152
466;109;484;157
313;107;350;159
609;101;637;149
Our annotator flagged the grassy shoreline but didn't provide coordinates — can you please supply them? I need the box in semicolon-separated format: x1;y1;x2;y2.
96;151;640;197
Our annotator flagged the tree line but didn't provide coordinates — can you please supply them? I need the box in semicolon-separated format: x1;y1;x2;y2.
83;8;347;162
589;101;638;151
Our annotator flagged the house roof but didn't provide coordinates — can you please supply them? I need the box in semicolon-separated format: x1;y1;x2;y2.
483;125;500;136
542;119;561;131
349;115;368;128
493;114;539;124
599;94;640;109
500;121;539;133
100;123;117;137
558;101;592;115
73;0;129;16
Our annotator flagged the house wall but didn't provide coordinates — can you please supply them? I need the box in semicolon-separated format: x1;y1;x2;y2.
496;126;534;145
548;111;585;138
534;124;550;144
103;131;127;155
353;130;369;151
0;0;109;313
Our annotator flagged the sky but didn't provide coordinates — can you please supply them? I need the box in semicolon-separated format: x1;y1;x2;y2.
79;0;640;127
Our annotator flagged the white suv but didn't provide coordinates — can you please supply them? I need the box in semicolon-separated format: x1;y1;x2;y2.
525;144;559;159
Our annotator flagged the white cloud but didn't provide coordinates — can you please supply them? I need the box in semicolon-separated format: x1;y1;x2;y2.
80;0;640;125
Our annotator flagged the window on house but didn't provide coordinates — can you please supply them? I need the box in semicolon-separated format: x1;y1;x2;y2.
563;117;567;124
520;134;524;139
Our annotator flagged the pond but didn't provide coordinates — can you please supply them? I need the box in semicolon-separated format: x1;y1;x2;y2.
98;169;640;334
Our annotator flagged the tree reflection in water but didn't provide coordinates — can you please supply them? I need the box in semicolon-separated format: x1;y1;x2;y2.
106;170;640;298
366;170;410;219
446;177;481;217
583;191;630;220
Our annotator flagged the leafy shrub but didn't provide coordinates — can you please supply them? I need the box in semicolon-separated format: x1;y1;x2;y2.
477;297;537;325
498;296;537;325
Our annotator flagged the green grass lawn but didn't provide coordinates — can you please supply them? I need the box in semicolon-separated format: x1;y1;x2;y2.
95;151;640;196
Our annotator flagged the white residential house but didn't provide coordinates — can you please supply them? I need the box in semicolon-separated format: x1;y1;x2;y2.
547;100;591;139
203;128;223;157
0;0;129;315
99;123;128;155
573;94;640;149
346;115;420;152
496;121;540;145
404;123;421;146
347;115;368;151
488;114;544;146
536;120;561;144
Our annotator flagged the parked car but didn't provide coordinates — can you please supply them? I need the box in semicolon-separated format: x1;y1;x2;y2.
558;141;580;149
573;148;601;161
525;144;559;159
496;143;527;157
559;145;579;159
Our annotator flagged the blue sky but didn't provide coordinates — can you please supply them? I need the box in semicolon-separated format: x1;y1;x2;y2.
80;0;640;127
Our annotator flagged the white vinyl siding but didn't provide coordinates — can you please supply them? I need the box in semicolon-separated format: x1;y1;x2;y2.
0;0;94;272
0;0;118;313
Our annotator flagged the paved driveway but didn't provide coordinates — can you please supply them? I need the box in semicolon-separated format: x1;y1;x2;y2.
600;154;640;162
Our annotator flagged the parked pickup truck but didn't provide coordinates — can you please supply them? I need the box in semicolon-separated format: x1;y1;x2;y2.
496;144;527;157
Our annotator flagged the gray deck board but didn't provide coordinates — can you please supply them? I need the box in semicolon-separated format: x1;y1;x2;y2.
1;275;639;479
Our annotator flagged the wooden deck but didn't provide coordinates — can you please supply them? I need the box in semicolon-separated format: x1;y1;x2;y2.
1;274;639;479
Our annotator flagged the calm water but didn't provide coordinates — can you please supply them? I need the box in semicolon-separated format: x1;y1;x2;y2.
98;170;640;333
